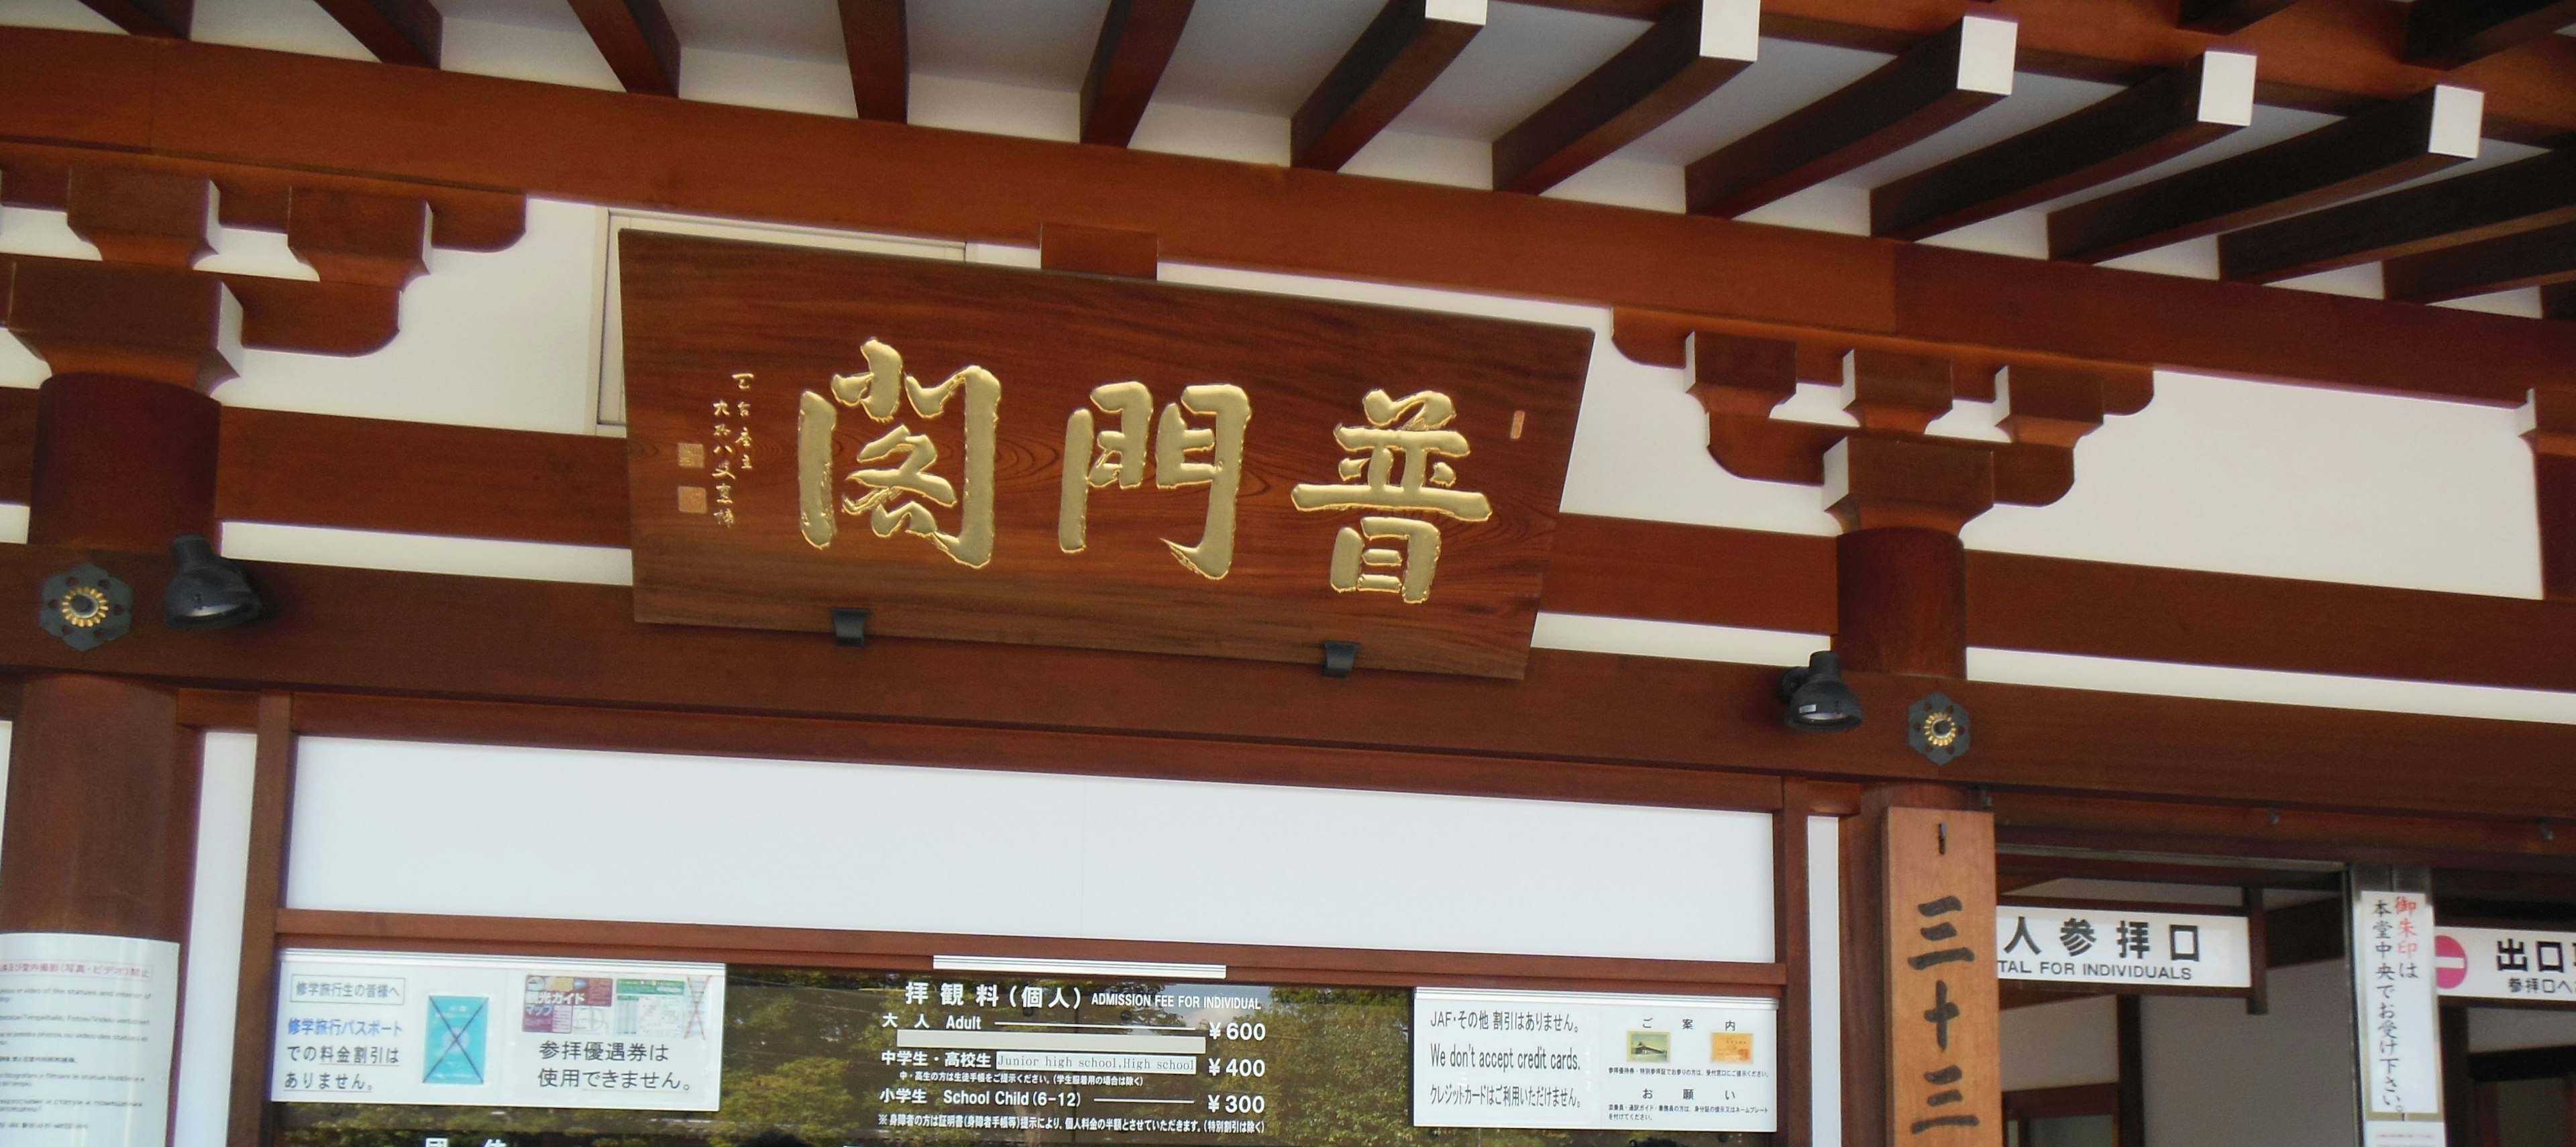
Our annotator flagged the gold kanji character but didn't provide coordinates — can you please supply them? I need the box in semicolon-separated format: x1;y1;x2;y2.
795;338;1000;567
1291;390;1489;602
1057;382;1250;579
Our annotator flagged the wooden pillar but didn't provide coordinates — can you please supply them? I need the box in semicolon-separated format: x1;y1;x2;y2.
1823;409;1994;677
2442;1005;2477;1147
1842;783;1986;1147
1776;778;1814;1146
2115;995;2145;1147
28;372;221;551
0;675;199;942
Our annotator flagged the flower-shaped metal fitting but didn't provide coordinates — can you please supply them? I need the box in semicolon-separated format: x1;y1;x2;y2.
1909;692;1972;766
39;563;131;651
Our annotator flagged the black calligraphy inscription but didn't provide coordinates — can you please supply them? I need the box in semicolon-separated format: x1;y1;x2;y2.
1886;808;1999;1144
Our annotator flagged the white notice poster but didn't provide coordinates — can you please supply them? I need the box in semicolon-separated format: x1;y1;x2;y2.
1412;987;1776;1133
0;932;182;1147
1995;906;2251;988
271;948;724;1110
2351;889;2445;1147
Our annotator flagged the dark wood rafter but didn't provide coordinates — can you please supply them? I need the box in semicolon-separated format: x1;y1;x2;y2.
1079;0;1194;147
1686;14;2019;217
9;30;2576;403
2174;0;2304;34
2050;84;2487;264
1490;0;1756;195
1872;49;2255;241
2383;217;2576;303
2220;146;2576;284
2407;0;2576;68
2548;280;2576;319
1291;0;1486;170
2523;386;2576;602
567;0;680;97
76;0;189;37
838;0;908;121
311;0;441;68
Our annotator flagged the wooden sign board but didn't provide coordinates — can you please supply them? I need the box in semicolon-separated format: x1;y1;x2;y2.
619;231;1591;677
1885;807;2000;1146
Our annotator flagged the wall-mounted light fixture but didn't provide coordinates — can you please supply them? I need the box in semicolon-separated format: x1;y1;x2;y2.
163;534;262;631
1778;651;1864;732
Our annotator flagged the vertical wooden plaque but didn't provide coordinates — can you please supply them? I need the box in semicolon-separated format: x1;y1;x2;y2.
1884;806;2000;1146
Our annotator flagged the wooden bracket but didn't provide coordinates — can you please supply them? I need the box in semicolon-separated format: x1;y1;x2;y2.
287;187;430;288
1039;222;1161;280
5;260;240;390
65;164;215;268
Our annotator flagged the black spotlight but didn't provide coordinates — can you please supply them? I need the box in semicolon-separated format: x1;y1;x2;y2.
1778;651;1863;732
163;534;262;631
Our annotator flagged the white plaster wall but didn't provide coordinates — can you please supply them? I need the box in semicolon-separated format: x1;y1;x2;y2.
173;732;257;1147
285;738;1778;963
2003;995;2120;1093
2142;959;2359;1147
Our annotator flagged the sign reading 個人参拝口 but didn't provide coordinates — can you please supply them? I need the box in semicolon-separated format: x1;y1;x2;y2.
618;231;1593;678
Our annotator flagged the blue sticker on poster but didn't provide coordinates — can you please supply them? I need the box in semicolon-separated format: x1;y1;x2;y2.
423;995;489;1085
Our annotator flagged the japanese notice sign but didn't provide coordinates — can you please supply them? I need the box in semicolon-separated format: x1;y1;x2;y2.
0;932;180;1147
2436;925;2576;1003
2349;876;2445;1147
1409;987;1778;1132
619;231;1593;677
1995;906;2251;989
1884;808;1998;1144
269;949;723;1110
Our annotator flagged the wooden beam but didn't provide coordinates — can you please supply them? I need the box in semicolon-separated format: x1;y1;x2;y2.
1292;0;1486;170
1872;50;2255;241
2115;996;2145;1147
2408;0;2576;68
1490;0;1757;195
2548;280;2576;319
567;0;679;97
1080;0;1193;147
2049;85;2486;264
76;0;188;37
838;0;907;122
310;0;440;68
1687;14;2017;217
13;542;2576;827
225;694;294;1147
16;29;2576;405
2175;0;2303;34
2221;146;2576;284
2383;217;2576;303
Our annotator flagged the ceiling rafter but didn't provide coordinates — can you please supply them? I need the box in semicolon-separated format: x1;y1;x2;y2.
1489;0;1757;195
2383;218;2576;303
75;0;188;36
1292;0;1487;171
1872;49;2255;241
839;0;907;122
2047;85;2485;264
2406;0;2576;67
568;0;679;97
1685;14;2019;219
2547;282;2576;320
2220;147;2576;284
311;0;441;68
1081;0;1195;148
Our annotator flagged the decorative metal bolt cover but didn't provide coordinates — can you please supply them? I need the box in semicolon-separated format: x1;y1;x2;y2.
1909;692;1971;766
38;563;131;651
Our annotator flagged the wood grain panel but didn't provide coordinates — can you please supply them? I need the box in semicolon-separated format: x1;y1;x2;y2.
619;231;1591;677
1884;806;1999;1145
16;29;2576;404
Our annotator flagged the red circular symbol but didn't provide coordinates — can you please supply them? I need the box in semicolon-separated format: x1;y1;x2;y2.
2436;933;2469;990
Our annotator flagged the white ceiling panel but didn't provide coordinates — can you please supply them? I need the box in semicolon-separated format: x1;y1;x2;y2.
662;0;845;63
1833;70;2122;188
433;0;588;35
1386;3;1646;141
910;0;1110;89
1617;37;1890;165
1154;0;1385;116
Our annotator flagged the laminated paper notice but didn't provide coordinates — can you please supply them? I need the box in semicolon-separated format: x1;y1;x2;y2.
1411;987;1777;1133
271;948;724;1111
0;932;182;1147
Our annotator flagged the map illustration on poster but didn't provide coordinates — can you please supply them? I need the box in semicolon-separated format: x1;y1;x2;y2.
270;949;724;1111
